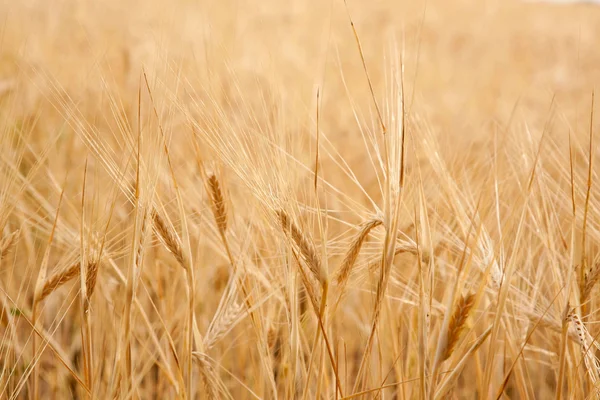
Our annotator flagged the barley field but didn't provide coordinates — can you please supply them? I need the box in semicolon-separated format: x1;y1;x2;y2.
1;0;600;398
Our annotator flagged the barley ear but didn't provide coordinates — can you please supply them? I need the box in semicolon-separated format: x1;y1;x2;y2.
207;174;227;236
276;209;326;284
85;261;99;299
334;217;382;309
443;292;476;361
336;218;382;284
37;263;81;303
0;229;19;260
192;352;219;400
582;262;600;301
152;209;188;270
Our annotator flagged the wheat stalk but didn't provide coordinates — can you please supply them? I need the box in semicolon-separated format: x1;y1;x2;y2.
276;209;344;397
434;326;492;399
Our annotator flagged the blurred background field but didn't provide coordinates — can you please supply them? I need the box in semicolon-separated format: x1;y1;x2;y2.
2;0;600;137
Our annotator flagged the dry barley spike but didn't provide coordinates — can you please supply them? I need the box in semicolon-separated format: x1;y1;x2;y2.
37;258;101;303
86;261;99;298
208;174;227;235
192;352;219;400
0;230;19;260
443;292;476;361
567;311;600;384
152;209;188;270
38;263;81;302
336;217;382;286
276;209;325;284
582;262;600;301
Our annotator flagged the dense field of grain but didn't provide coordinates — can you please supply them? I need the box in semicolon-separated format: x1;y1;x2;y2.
2;0;600;398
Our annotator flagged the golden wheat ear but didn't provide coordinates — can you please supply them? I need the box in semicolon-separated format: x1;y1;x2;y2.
192;352;219;400
37;263;80;303
276;209;326;284
85;261;99;298
151;209;188;270
443;292;476;361
0;229;19;260
207;174;227;236
335;217;382;286
36;259;102;304
332;217;382;312
582;262;600;302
